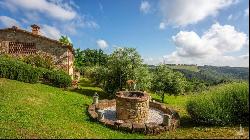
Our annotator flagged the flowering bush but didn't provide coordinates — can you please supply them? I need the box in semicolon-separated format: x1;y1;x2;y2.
22;51;56;70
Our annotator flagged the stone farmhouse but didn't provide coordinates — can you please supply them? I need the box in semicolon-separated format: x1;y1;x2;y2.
0;24;74;79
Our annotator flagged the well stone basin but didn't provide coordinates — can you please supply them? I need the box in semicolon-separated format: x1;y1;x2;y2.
116;91;149;123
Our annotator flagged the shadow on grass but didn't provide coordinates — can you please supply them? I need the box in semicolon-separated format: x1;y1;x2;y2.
78;78;99;88
68;77;115;99
70;88;113;100
83;104;96;122
179;115;248;128
179;116;198;128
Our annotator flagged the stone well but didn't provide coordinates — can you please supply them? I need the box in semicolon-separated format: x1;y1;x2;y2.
116;91;149;123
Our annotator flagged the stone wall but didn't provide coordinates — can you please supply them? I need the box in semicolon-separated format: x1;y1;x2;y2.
0;28;74;78
116;91;149;123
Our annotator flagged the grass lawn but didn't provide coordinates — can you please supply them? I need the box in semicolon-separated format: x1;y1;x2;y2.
0;78;248;139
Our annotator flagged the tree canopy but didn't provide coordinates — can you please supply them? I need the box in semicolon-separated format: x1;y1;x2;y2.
59;36;72;46
151;65;187;102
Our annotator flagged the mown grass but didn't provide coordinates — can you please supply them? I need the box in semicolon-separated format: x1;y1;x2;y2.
0;78;248;139
0;78;143;139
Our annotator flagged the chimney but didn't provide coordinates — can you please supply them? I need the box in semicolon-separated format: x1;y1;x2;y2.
31;24;40;35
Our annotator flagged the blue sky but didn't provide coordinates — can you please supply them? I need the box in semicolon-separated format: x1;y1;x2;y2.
0;0;249;67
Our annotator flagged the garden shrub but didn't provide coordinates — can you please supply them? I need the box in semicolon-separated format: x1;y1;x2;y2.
0;55;71;87
0;56;41;83
21;51;56;70
187;82;249;126
39;68;72;88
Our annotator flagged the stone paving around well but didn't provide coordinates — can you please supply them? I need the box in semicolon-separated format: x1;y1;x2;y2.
88;95;180;135
99;106;164;124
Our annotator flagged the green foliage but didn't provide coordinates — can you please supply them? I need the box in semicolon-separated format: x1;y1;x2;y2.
165;64;199;72
39;68;72;88
82;65;108;86
21;51;56;70
73;48;108;74
0;55;41;83
59;35;72;46
187;82;249;125
78;48;108;67
134;65;152;91
184;78;208;93
73;48;85;68
151;65;187;95
0;55;71;87
177;66;249;86
103;47;143;95
151;65;187;102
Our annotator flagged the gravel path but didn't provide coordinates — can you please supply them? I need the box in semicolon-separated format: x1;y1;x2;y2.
146;108;164;124
99;106;164;124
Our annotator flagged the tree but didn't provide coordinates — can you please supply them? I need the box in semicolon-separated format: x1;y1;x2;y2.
81;48;108;67
74;48;84;69
151;65;187;103
134;65;152;91
72;48;108;75
103;47;143;95
59;36;72;46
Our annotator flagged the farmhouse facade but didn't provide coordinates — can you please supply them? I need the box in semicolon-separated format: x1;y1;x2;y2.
0;25;74;79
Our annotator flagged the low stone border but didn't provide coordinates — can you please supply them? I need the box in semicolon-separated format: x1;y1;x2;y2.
88;99;180;135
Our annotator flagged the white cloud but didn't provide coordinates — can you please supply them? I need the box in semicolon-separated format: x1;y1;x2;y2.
2;0;77;21
159;0;238;27
163;23;249;67
159;22;166;30
140;1;151;14
96;39;108;49
143;57;162;65
40;24;62;40
0;0;99;36
239;54;249;60
245;8;249;17
0;16;19;27
62;16;99;35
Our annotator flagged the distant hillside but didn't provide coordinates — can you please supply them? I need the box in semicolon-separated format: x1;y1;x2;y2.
148;64;199;72
165;64;199;72
176;65;249;85
148;64;249;85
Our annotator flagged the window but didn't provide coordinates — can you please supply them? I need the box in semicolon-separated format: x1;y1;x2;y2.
8;42;36;54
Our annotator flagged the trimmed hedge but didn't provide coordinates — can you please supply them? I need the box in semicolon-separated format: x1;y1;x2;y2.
0;56;40;83
39;68;72;88
0;56;72;88
187;82;249;126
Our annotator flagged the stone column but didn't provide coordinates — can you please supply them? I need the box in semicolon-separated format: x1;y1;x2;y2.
93;93;99;104
163;114;172;126
149;95;152;102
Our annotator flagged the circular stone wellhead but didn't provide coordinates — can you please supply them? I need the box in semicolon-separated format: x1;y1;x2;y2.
116;91;150;123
